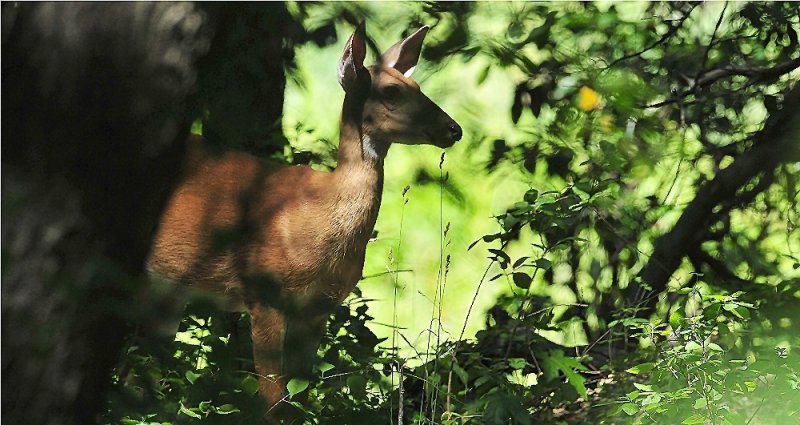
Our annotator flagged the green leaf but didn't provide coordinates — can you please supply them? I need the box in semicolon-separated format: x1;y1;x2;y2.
474;374;492;388
685;341;702;352
693;398;708;410
216;404;240;415
482;233;502;243
508;358;527;370
541;350;588;399
512;272;532;289
178;402;201;419
484;393;532;425
627;362;655;375
489;249;511;269
524;189;539;203
641;393;662;406
633;383;653;392
682;414;707;424
512;201;531;211
453;363;470;385
476;65;491;85
185;370;200;384
241;375;260;395
347;375;367;399
621;402;639;415
669;311;684;328
733;306;750;320
703;303;722;319
174;331;201;346
723;303;745;319
534;258;552;270
513;256;530;268
287;378;310;397
317;362;335;373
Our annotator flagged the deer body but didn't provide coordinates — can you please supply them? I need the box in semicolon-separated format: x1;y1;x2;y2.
151;134;381;312
148;23;461;417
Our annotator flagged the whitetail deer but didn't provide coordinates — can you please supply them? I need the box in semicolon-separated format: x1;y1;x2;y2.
148;23;461;416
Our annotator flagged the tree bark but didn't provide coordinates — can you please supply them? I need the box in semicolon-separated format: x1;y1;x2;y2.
195;3;292;157
2;3;211;424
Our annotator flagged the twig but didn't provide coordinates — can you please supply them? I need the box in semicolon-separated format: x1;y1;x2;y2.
744;378;774;425
362;269;413;280
606;5;697;69
697;2;728;82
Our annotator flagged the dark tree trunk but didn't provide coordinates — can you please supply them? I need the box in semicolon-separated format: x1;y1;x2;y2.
195;3;293;157
630;86;800;316
2;3;211;424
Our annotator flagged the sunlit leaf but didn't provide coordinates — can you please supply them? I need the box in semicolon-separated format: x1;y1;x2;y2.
287;378;309;397
627;362;656;375
185;370;200;384
178;402;201;420
621;402;639;415
682;414;707;424
541;350;588;399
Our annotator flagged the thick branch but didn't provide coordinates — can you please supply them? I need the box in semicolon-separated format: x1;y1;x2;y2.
636;85;800;304
692;56;800;88
645;57;800;108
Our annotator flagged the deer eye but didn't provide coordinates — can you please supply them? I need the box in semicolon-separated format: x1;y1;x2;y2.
382;85;402;101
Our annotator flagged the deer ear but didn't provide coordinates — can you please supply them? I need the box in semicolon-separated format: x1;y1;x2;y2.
338;22;368;92
381;26;429;77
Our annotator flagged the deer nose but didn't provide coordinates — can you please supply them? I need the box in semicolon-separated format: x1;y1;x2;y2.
448;122;463;141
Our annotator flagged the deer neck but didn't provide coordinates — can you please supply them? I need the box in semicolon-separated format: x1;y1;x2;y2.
330;95;385;246
335;91;388;166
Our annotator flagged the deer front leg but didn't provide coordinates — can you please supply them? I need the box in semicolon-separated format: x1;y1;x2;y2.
283;313;328;400
249;303;328;422
248;303;288;412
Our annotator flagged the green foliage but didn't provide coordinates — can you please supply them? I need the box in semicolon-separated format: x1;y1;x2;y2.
611;290;800;424
106;305;266;424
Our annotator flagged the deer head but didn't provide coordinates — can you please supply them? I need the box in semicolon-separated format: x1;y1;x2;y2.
337;23;462;159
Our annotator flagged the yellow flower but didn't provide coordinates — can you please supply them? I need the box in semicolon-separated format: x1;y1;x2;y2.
578;86;601;112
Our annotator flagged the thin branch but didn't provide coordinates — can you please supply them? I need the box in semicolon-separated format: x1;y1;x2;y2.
361;269;413;280
697;2;729;81
606;5;697;69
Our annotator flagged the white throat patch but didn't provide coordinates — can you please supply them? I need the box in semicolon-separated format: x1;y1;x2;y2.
362;135;383;161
